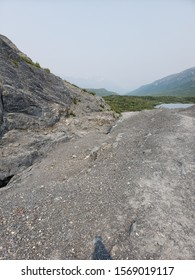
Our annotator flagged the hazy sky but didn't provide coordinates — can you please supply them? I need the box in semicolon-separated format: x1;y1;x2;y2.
1;0;195;92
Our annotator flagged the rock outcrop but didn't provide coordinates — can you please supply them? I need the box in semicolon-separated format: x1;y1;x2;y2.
0;34;116;185
0;34;72;134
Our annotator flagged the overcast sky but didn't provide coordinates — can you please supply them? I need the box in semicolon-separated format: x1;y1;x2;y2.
1;0;195;92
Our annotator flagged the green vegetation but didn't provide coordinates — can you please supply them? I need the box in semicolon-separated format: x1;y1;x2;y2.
129;89;195;97
20;55;32;64
20;55;42;69
19;55;52;73
34;62;41;68
103;95;195;113
82;89;96;95
44;68;51;74
127;67;195;97
151;89;195;97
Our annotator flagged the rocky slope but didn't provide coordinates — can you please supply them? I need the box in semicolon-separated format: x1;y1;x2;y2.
0;105;194;259
0;35;116;187
0;35;194;260
128;67;195;96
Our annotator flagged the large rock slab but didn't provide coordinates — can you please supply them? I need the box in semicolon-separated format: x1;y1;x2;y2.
0;35;115;183
0;35;73;134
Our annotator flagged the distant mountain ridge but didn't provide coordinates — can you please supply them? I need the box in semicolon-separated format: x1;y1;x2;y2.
86;88;119;96
127;67;195;96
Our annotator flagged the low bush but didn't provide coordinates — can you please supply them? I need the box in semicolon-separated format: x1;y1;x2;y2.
44;68;51;73
83;89;96;95
20;55;41;69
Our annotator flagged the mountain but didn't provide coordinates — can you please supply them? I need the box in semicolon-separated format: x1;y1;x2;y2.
127;67;195;96
0;34;115;187
86;88;119;96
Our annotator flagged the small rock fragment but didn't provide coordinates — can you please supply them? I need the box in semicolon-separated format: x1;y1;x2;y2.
90;146;100;161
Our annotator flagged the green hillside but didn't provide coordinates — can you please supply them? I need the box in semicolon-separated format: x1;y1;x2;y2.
127;67;195;97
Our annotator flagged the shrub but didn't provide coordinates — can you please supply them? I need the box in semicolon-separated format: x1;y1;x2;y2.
82;89;96;95
35;62;41;68
88;91;96;96
44;68;50;73
20;55;41;68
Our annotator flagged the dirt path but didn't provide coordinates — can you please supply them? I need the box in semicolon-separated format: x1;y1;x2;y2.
0;107;194;259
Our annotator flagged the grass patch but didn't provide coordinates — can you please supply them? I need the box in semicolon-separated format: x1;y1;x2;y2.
20;55;51;73
44;68;51;73
83;89;96;95
103;95;195;113
20;55;33;65
20;55;41;69
34;62;41;68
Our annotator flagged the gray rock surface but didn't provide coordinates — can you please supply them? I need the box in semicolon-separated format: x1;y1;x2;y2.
0;106;194;259
0;35;115;183
0;35;71;131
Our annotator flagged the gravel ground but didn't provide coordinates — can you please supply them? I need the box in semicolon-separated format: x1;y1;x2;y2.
0;107;194;259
